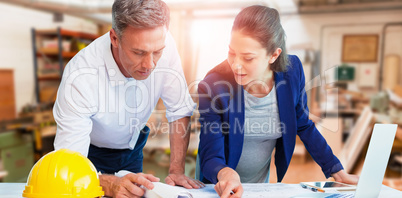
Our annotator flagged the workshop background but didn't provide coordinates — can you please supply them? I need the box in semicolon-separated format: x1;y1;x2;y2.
1;0;402;191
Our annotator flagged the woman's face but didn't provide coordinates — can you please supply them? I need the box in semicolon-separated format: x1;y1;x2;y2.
227;30;280;86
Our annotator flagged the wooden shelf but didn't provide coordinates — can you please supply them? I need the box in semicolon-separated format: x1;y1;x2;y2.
60;29;99;40
37;74;61;81
35;28;99;40
61;51;78;58
36;49;77;58
32;27;99;103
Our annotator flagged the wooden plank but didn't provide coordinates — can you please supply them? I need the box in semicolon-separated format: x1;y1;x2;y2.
338;106;374;172
60;28;99;40
0;69;16;120
36;28;99;40
37;49;77;58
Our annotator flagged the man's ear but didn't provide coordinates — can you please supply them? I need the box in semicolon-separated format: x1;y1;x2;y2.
110;29;120;48
269;48;282;64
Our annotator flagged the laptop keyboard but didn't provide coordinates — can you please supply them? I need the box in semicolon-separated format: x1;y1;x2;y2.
325;193;354;198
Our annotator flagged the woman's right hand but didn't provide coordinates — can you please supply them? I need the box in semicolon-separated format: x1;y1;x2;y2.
215;167;243;198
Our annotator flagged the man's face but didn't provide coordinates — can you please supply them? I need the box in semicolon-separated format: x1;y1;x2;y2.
110;25;167;80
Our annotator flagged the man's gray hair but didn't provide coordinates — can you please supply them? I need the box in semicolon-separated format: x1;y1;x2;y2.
112;0;170;38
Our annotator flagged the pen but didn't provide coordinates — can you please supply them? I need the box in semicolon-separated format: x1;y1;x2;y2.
300;184;325;193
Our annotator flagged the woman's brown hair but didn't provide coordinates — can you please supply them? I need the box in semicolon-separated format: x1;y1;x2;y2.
232;5;289;72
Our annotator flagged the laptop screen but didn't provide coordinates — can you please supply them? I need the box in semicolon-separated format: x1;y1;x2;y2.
354;124;397;198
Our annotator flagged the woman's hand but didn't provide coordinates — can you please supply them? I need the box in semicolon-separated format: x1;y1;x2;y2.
332;170;359;185
215;167;243;198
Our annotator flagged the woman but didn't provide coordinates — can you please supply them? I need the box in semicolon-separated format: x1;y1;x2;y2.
197;5;359;197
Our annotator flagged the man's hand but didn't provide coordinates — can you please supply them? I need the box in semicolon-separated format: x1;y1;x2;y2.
165;173;205;189
100;173;160;198
168;117;205;189
215;167;243;198
332;170;359;185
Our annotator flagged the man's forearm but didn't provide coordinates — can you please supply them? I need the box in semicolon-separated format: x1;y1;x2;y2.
169;117;191;174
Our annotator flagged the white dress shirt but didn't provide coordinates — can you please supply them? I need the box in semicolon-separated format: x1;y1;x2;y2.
53;31;196;156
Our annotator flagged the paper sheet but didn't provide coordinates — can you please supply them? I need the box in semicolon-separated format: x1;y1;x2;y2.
187;183;313;198
145;182;193;198
144;183;313;198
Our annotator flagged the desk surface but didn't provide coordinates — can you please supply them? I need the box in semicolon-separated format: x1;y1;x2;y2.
1;183;401;198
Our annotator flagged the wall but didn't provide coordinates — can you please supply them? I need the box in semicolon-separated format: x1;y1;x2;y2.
282;10;402;91
185;9;402;93
0;2;98;114
2;1;402;113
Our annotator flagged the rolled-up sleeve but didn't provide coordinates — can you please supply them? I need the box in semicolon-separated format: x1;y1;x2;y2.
160;33;196;122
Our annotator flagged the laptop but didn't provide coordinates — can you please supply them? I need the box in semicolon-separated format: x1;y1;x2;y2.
292;124;398;198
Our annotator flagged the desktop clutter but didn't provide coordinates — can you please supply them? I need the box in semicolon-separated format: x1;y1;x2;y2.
294;124;398;198
18;124;400;198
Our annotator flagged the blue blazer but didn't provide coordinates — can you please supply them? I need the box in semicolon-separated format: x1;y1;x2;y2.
197;55;343;184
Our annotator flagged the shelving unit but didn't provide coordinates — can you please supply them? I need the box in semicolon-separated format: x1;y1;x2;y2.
31;27;99;103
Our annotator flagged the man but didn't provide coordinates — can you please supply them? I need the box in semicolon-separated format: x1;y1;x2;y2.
53;0;204;197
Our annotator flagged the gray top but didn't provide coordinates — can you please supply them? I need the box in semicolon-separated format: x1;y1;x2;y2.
236;85;282;183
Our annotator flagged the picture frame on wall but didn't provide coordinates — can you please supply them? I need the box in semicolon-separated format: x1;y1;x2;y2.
342;34;379;62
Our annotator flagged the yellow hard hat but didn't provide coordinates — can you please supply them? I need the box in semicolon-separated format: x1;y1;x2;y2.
23;149;104;198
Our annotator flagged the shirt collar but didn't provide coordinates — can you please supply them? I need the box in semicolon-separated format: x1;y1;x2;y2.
103;32;134;86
